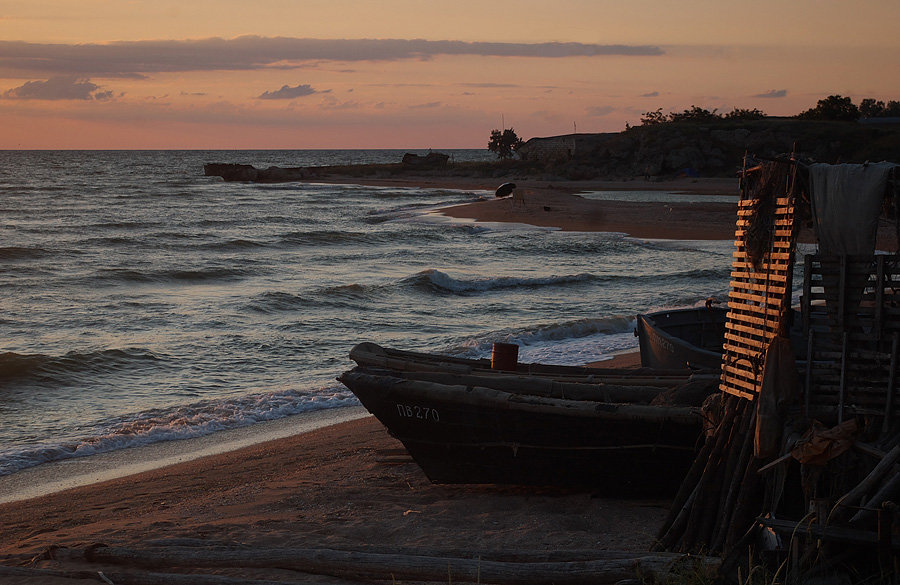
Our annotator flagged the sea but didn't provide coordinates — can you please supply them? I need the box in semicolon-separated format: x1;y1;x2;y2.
0;149;742;497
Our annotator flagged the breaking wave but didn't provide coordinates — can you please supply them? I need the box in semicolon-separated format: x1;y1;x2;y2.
408;269;597;294
0;385;358;476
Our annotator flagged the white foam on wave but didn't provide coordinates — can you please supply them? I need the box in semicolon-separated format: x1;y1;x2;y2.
422;268;595;293
0;384;359;476
454;315;639;365
0;406;370;504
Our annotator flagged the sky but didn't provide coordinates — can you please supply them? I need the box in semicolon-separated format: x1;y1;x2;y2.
1;0;899;149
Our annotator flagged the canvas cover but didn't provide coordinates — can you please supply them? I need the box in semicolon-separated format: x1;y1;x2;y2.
809;162;896;256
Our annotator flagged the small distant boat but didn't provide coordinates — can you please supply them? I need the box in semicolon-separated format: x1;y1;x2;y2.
340;343;716;495
636;307;727;371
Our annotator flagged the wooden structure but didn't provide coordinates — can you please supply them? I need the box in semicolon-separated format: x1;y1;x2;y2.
721;162;799;400
802;253;900;427
658;159;900;582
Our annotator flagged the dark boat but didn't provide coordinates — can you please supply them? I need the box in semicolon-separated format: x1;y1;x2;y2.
340;344;717;495
636;307;727;371
349;341;696;380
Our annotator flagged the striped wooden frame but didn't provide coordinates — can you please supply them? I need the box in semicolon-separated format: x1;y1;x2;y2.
720;196;798;400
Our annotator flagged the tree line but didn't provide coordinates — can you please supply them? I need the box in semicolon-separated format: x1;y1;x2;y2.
637;95;900;126
487;95;899;159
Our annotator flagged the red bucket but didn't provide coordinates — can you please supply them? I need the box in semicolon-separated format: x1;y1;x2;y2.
491;342;519;371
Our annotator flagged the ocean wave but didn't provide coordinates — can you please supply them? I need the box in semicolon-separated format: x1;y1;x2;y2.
246;291;309;313
278;230;390;247
0;246;52;260
321;283;378;298
0;385;358;476
454;315;637;356
199;238;270;250
0;347;162;385
247;285;377;314
92;266;253;284
406;269;596;294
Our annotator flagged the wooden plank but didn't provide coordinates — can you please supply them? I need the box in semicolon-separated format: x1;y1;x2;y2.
731;263;793;276
722;342;764;359
734;229;795;239
731;269;792;281
725;332;768;350
733;240;794;251
721;365;760;388
736;197;791;209
726;321;778;339
729;280;787;295
727;301;782;318
726;310;781;329
732;251;793;261
735;218;795;227
721;384;756;400
728;290;785;306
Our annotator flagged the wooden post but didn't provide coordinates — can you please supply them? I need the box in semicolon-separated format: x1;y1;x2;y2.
878;507;893;574
876;255;885;341
884;332;899;435
805;328;815;418
803;254;813;335
839;331;848;424
839;255;847;331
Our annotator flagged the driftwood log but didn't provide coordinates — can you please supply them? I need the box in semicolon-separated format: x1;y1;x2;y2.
47;544;719;585
0;564;298;585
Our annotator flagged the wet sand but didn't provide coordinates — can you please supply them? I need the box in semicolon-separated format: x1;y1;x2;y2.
308;173;899;248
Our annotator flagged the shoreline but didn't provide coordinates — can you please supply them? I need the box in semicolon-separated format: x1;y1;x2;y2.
1;352;665;575
370;173;896;248
0;406;369;505
0;351;642;506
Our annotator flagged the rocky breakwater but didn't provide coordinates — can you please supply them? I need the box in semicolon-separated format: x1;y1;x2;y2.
204;163;312;182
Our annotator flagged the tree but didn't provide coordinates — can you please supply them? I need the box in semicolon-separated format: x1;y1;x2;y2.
724;107;766;120
639;108;667;125
859;98;886;118
797;95;860;121
860;98;900;118
667;106;720;123
487;128;524;159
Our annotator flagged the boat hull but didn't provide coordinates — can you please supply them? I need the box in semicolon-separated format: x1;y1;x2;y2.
340;369;702;496
636;307;727;370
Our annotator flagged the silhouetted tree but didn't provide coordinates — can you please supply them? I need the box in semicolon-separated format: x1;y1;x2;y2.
668;106;720;123
860;98;886;118
724;107;766;120
640;108;667;125
860;98;900;118
797;95;860;121
487;128;524;159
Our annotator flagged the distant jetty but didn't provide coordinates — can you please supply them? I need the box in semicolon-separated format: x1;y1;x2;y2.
205;152;450;183
204;163;312;183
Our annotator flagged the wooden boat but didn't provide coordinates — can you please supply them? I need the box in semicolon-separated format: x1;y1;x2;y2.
350;341;697;381
635;307;727;371
340;344;717;495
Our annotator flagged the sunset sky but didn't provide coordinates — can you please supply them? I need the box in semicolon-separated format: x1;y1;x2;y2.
2;0;899;149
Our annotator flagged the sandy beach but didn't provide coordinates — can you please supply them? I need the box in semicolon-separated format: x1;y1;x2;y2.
0;352;671;583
